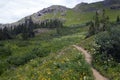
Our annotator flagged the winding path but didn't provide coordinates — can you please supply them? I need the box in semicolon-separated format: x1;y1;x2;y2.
73;45;109;80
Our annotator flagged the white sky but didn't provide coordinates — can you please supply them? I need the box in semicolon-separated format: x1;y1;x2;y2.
0;0;103;24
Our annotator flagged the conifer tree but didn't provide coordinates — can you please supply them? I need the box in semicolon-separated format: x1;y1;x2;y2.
0;28;3;40
94;11;100;33
2;27;11;40
116;16;120;23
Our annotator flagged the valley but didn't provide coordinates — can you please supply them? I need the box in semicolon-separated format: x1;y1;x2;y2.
0;0;120;80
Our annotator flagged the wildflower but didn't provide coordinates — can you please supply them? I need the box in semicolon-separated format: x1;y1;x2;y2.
61;60;65;63
47;71;51;75
41;77;47;80
46;68;51;75
83;76;87;80
65;58;69;62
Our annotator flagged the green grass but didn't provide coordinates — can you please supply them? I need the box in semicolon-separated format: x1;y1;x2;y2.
0;3;120;79
39;8;120;26
40;9;94;26
0;25;93;80
93;56;120;80
0;46;94;80
79;32;120;80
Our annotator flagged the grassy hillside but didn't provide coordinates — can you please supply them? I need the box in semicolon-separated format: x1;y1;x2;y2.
40;9;120;26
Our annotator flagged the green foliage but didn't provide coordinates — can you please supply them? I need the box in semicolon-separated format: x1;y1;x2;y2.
0;61;9;75
0;25;86;77
91;25;120;79
31;47;50;57
36;19;63;28
0;47;94;80
16;41;31;47
0;46;12;57
95;25;120;62
7;53;37;66
7;47;50;66
116;15;120;23
87;10;110;37
79;24;120;80
0;27;12;40
21;17;35;40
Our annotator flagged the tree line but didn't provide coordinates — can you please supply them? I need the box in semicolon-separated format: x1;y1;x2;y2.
0;18;63;40
87;9;120;62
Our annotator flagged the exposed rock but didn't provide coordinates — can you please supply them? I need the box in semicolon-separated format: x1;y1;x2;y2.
110;5;120;9
0;5;69;28
104;0;120;5
73;2;88;12
73;2;104;12
61;13;66;16
36;5;69;16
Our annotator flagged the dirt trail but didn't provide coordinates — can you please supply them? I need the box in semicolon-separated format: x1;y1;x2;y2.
73;45;109;80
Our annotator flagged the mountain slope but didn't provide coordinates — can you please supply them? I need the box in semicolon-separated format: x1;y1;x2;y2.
0;0;120;27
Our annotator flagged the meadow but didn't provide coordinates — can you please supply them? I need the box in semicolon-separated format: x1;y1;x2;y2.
0;25;95;80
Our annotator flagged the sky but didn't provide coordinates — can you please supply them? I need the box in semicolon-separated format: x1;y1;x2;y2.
0;0;103;24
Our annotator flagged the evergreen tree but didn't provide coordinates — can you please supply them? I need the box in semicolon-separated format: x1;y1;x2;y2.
116;16;120;23
21;17;35;40
2;27;11;40
21;26;29;40
0;28;3;40
88;21;95;36
28;17;35;37
94;11;100;33
87;10;110;37
101;10;109;31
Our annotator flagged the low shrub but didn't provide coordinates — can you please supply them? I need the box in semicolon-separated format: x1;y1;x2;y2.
7;53;36;66
0;61;9;75
7;47;50;66
32;47;50;57
16;41;31;47
0;47;12;56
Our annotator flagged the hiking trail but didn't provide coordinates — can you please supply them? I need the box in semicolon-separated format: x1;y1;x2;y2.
73;45;109;80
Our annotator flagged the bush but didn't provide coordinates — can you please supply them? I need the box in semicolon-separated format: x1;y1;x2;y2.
0;61;9;75
95;25;120;62
32;47;50;57
7;53;36;66
0;43;4;46
0;47;12;56
16;41;31;47
7;47;50;66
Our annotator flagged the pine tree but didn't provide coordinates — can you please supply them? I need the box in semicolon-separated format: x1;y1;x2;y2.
89;21;95;35
22;26;29;40
0;28;3;40
116;16;120;23
94;11;100;33
28;17;35;38
2;27;11;40
87;9;110;38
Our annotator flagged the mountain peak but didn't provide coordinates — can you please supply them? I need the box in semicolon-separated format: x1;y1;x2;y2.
37;5;69;15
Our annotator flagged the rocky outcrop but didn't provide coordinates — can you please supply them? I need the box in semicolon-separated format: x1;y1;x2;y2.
0;5;69;28
73;2;104;12
110;5;120;9
37;5;68;15
73;0;120;12
73;2;88;12
104;0;120;5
